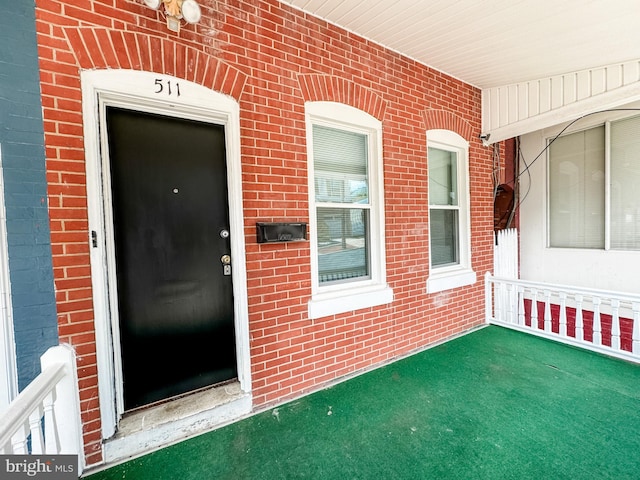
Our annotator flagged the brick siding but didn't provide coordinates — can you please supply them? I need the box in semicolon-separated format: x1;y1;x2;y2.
35;0;494;467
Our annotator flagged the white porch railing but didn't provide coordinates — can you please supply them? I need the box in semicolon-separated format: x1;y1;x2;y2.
486;273;640;364
0;344;84;473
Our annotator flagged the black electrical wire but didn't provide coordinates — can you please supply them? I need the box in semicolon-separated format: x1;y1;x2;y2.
510;108;640;185
496;107;640;225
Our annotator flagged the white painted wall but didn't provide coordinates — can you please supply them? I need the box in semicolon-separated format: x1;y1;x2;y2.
518;102;640;294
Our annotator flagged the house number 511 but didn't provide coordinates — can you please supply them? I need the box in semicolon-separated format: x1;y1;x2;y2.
154;79;181;97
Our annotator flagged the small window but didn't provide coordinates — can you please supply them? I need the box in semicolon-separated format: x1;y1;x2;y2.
426;130;475;293
306;102;393;319
548;115;640;250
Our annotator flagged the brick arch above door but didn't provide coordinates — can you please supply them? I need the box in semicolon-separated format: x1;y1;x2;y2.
297;74;387;120
423;109;474;142
62;27;247;99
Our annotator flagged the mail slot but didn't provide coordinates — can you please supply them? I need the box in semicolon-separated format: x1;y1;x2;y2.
256;222;307;243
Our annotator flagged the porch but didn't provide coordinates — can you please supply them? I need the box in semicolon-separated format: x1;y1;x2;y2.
84;325;640;479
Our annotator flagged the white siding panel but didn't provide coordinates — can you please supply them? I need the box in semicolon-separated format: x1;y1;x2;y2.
480;59;640;143
576;70;591;100
518;83;529;121
623;61;640;85
498;87;509;127
508;84;519;124
528;81;540;117
607;66;623;91
563;73;576;105
539;79;551;113
591;68;606;95
551;75;563;109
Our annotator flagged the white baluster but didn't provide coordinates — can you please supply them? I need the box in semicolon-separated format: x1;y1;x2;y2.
43;388;60;454
611;299;621;351
530;288;538;330
485;272;493;323
575;294;584;341
507;282;517;324
10;422;28;454
592;297;602;346
492;280;500;323
632;302;640;356
28;406;44;454
559;292;567;337
544;290;552;332
517;286;525;326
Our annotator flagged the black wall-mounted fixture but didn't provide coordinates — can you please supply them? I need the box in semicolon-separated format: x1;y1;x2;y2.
256;222;307;243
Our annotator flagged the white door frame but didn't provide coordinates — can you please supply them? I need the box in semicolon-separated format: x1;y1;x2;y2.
0;143;18;413
81;70;251;438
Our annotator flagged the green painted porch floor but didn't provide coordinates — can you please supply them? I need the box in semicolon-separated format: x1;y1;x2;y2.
86;326;640;479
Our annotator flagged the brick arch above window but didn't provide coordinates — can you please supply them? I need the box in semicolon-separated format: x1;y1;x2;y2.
62;28;247;99
297;74;387;120
423;109;474;142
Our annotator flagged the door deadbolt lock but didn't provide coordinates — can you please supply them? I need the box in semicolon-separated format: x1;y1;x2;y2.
221;254;231;276
220;229;229;239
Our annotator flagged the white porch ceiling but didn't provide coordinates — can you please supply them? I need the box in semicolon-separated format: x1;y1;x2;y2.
280;0;640;90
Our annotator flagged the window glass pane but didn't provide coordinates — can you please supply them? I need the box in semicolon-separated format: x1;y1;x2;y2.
428;147;458;206
611;115;640;250
317;207;369;284
313;125;368;204
549;127;605;248
314;174;368;204
429;209;459;266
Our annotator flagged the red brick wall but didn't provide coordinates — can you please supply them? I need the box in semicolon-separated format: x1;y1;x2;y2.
35;0;494;467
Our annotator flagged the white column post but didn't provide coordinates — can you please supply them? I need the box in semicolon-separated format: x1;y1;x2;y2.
40;345;84;473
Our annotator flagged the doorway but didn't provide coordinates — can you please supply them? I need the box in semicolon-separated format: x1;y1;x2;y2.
105;107;237;410
83;70;251;442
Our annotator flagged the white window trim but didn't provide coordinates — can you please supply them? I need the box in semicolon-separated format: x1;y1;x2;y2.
306;102;393;319
0;143;18;413
426;129;476;293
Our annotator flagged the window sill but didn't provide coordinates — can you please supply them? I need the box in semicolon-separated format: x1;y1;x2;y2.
426;268;477;294
308;284;394;319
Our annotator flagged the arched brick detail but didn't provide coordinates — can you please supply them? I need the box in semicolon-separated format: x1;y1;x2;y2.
63;27;247;99
423;109;474;141
297;74;387;120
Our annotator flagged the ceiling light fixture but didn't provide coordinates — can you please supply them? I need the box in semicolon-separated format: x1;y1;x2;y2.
143;0;202;33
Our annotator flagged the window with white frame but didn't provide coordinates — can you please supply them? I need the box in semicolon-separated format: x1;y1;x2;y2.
548;115;640;250
426;129;475;293
306;102;392;319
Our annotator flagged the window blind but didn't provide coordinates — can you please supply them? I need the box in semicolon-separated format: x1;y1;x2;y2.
611;115;640;250
549;127;605;248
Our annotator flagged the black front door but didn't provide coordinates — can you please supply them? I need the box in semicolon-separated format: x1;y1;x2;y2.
106;107;237;411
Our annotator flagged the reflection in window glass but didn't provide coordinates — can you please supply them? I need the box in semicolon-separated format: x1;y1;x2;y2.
428;147;458;206
317;208;369;283
430;209;459;266
313;125;370;285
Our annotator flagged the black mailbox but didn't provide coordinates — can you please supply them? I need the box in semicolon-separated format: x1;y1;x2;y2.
256;222;307;243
